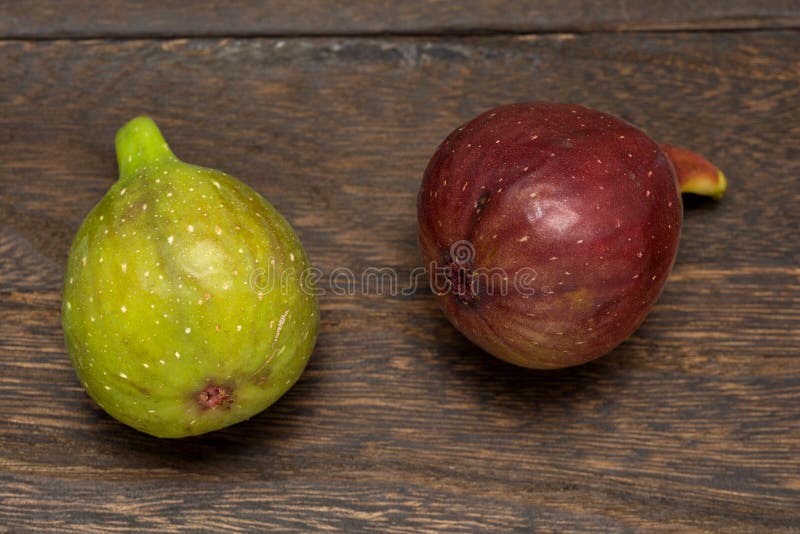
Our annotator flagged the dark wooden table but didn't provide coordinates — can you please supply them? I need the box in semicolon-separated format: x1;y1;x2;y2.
1;2;798;532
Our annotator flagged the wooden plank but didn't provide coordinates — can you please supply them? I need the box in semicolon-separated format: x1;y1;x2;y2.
0;0;798;38
1;32;799;532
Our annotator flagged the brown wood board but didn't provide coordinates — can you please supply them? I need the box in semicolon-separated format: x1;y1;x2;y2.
1;30;799;532
1;0;799;38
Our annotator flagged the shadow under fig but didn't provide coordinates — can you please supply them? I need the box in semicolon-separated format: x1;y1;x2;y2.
427;311;637;414
681;192;724;212
85;375;316;471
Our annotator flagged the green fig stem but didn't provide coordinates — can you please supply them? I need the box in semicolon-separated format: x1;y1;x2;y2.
661;143;727;199
115;116;176;180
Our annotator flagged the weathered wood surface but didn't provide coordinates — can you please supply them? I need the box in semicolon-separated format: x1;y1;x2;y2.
1;0;799;38
1;27;799;533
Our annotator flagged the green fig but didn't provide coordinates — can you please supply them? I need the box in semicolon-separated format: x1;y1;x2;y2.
62;117;319;438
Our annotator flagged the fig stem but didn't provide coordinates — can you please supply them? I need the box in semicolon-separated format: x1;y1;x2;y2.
661;143;727;199
115;116;176;179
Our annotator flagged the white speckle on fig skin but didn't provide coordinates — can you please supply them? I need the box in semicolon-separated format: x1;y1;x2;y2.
274;309;290;345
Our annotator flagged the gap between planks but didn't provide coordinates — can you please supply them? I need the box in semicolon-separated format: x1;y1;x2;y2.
1;22;800;43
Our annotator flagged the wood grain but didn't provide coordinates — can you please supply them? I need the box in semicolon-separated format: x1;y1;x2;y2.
1;30;799;532
1;0;799;38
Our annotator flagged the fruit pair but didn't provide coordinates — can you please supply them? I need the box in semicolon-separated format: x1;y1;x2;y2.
63;105;725;437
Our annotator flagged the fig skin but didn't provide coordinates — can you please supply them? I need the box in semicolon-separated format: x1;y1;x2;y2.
418;102;722;369
62;117;319;437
